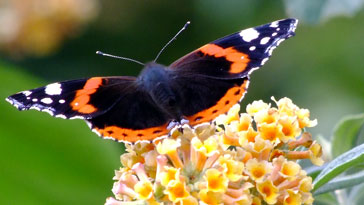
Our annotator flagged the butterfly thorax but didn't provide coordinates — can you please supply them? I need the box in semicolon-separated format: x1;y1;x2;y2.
137;62;181;120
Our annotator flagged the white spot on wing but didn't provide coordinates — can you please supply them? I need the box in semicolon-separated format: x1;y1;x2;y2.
30;106;41;111
70;116;84;120
5;97;13;104
272;32;277;37
239;28;259;42
268;46;277;56
248;67;259;75
249;46;256;51
55;114;67;119
42;109;54;116
22;91;32;96
59;99;65;104
270;21;279;28
238;80;250;102
41;97;53;104
92;129;102;136
260;37;270;45
261;58;269;65
32;98;38;102
276;39;285;46
45;83;62;95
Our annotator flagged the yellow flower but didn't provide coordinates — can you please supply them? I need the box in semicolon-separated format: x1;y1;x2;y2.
238;126;258;146
107;97;322;204
246;100;270;116
258;122;284;144
156;138;183;168
134;180;154;200
218;155;245;182
309;141;324;166
191;136;219;171
198;189;223;205
297;108;317;128
245;158;272;182
229;113;252;132
274;97;298;117
257;180;279;204
176;196;198;205
205;168;229;193
280;161;301;180
245;136;274;161
160;166;179;186
299;177;313;193
164;179;190;203
278;116;301;143
283;189;302;205
215;104;240;125
254;108;279;125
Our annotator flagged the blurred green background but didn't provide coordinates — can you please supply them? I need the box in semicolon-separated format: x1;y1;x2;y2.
1;0;363;204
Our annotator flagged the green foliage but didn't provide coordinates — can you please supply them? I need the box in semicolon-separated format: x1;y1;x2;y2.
313;143;364;192
331;114;364;158
0;63;124;204
312;113;364;204
314;171;364;195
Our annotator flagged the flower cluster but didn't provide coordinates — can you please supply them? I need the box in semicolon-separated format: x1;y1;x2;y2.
106;97;323;205
0;0;99;57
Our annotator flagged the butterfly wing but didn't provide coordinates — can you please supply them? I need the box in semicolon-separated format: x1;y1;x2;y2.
6;77;170;142
86;86;170;143
169;19;297;125
170;18;298;79
170;74;249;126
6;77;135;119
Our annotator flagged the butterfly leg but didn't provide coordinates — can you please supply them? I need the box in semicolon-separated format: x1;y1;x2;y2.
166;116;190;132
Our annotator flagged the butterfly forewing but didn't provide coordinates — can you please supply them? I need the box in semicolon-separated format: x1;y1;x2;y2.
6;77;136;119
170;18;298;79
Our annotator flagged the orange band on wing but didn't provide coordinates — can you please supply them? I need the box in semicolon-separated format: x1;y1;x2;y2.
187;79;249;126
94;124;168;143
71;77;103;114
199;44;250;74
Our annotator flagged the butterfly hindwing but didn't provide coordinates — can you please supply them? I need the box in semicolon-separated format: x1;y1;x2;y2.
170;74;249;126
170;18;298;79
87;86;170;142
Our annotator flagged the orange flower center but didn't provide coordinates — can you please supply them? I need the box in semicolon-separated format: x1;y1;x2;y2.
282;126;292;136
263;186;271;196
253;169;264;178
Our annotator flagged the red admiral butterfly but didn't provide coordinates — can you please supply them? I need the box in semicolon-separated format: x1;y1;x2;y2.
6;19;298;143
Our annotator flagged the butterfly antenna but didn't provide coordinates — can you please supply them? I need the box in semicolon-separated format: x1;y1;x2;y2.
96;51;145;66
154;21;191;62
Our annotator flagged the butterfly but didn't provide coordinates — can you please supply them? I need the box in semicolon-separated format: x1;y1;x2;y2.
6;18;298;143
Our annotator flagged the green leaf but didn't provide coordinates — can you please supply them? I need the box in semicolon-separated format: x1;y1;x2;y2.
313;143;364;191
314;170;364;195
313;192;338;205
331;114;364;158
